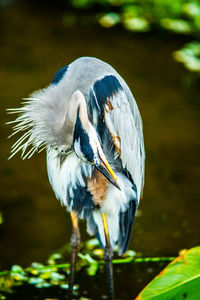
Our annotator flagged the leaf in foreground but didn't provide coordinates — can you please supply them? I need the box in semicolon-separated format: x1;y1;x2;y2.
135;246;200;300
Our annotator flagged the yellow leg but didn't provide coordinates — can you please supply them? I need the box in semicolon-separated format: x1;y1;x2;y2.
68;211;80;300
102;213;110;245
71;211;79;232
101;213;115;300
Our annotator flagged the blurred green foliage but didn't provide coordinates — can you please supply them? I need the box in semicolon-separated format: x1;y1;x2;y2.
68;0;200;73
68;0;200;33
0;239;174;298
173;41;200;72
1;240;199;299
0;0;199;72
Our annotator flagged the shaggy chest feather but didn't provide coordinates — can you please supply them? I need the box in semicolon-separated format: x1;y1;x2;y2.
87;169;108;206
47;149;109;211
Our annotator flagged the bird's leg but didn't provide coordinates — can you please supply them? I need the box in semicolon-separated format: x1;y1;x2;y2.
102;213;115;300
68;211;80;300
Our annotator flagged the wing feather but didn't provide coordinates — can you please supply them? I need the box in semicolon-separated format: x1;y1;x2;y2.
86;72;145;253
104;84;145;201
87;74;145;201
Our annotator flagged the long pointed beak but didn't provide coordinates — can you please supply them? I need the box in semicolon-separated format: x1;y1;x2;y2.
95;155;121;190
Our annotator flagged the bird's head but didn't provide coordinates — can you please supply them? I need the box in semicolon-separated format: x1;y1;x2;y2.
70;91;120;190
8;85;120;189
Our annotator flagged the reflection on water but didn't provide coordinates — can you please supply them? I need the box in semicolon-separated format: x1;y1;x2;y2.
0;0;200;293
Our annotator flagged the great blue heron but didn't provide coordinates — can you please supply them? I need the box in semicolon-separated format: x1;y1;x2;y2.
8;57;145;300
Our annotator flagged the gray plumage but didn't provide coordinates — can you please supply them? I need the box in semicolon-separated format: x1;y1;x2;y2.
8;57;145;254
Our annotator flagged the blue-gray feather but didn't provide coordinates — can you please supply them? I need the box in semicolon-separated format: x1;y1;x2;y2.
85;74;140;253
52;65;68;85
9;57;145;254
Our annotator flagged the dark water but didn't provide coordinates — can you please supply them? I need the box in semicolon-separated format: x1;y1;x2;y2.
0;1;200;299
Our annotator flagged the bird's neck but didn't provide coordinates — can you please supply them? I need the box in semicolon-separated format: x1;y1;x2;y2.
66;90;90;130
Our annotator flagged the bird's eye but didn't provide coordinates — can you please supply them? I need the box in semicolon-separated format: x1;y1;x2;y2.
54;146;72;154
65;146;73;153
62;146;73;154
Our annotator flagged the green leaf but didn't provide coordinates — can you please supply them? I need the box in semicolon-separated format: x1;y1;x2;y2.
31;262;44;269
123;17;150;32
99;12;120;28
60;283;69;289
28;277;44;285
160;18;192;34
78;253;99;276
47;253;62;265
173;41;200;72
85;238;100;250
125;250;136;258
135;246;200;300
10;265;27;282
183;2;200;18
50;271;65;281
35;282;51;288
10;265;24;274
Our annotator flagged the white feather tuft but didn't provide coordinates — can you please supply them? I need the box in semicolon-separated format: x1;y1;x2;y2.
8;84;71;159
